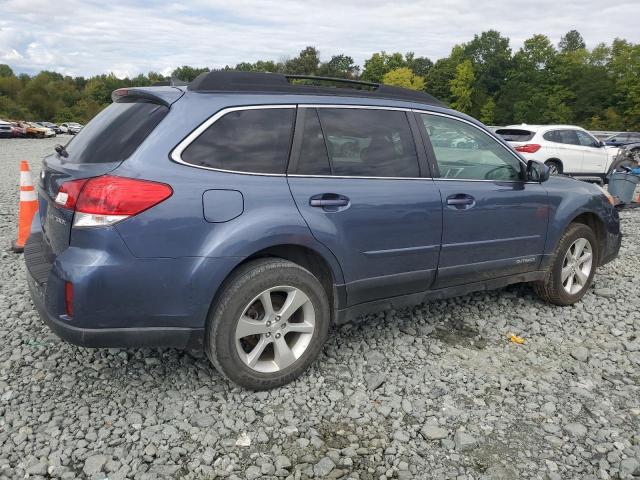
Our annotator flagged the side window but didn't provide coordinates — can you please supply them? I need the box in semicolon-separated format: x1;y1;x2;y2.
543;130;561;143
296;109;332;175
420;114;522;181
558;130;580;145
628;133;640;141
576;130;599;148
316;108;419;177
180;108;295;174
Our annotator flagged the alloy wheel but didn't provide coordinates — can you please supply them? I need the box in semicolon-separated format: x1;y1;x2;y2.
561;238;593;295
235;286;315;373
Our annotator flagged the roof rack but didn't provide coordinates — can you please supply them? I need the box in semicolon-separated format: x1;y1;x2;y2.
187;71;445;107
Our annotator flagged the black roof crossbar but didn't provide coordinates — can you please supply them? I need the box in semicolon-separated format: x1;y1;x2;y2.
187;71;445;107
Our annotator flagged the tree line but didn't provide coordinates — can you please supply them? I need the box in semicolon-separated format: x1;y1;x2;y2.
1;29;639;130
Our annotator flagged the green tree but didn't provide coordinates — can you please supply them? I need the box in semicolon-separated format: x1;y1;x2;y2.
0;64;14;78
318;55;359;78
285;47;320;75
479;98;495;124
464;30;512;97
172;66;209;82
425;45;467;103
382;67;425;90
449;60;474;113
361;52;407;83
559;30;586;53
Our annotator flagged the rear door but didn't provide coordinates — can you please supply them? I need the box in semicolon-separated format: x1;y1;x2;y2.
417;113;549;288
287;106;442;306
542;129;584;173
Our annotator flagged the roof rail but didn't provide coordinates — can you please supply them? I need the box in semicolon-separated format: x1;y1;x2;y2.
188;71;445;107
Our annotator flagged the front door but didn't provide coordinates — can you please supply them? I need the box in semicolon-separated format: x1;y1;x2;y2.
417;112;549;288
576;130;607;173
287;106;442;306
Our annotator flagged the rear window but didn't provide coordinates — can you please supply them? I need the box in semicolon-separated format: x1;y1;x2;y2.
180;108;295;174
495;129;535;142
64;101;168;164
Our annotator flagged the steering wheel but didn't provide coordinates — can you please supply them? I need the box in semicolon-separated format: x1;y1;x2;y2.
484;165;516;180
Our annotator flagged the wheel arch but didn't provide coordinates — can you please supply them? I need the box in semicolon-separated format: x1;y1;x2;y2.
545;158;563;173
568;212;607;266
208;243;345;326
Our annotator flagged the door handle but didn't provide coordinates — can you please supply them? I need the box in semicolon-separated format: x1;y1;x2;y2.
446;194;475;209
309;194;350;210
310;198;349;207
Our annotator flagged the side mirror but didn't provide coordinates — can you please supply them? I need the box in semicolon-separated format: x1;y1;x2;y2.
526;160;550;182
599;140;605;147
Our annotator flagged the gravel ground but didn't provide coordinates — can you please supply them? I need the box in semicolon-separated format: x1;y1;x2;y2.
0;137;639;480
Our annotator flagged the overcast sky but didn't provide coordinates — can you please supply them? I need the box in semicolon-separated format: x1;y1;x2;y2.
1;0;639;78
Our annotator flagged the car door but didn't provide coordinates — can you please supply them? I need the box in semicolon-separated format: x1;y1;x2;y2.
417;112;549;289
287;106;442;306
543;129;584;173
576;130;607;173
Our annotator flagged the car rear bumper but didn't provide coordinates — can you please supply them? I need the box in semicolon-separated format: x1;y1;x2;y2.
27;271;204;349
23;230;239;350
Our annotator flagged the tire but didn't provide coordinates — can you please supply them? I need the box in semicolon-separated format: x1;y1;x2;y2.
205;258;330;390
533;223;599;306
544;159;562;175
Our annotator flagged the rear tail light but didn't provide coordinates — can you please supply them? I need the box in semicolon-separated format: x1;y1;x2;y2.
65;281;73;317
56;175;173;227
515;144;542;153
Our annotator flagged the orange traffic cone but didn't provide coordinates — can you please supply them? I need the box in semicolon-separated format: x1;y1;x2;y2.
12;160;39;253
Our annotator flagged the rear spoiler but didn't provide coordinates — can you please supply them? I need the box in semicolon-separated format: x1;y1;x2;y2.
111;86;185;107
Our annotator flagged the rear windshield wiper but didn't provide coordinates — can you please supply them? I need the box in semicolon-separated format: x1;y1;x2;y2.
54;144;68;158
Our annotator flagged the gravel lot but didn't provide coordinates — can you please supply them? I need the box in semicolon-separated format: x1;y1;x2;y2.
0;137;639;480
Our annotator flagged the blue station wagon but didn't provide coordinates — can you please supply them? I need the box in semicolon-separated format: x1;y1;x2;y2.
25;72;621;389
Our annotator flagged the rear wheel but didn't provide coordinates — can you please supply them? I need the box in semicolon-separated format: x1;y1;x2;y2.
205;258;330;390
545;159;562;175
534;223;598;306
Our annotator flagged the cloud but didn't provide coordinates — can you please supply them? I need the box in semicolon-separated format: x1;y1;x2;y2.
0;0;638;77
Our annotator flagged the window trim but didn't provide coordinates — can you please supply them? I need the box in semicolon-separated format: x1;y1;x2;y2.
171;103;527;182
170;104;297;177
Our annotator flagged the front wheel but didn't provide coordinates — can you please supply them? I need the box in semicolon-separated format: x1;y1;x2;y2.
205;258;330;390
534;223;598;306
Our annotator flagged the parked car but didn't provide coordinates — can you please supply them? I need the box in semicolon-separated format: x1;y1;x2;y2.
10;121;27;137
604;131;640;147
617;142;640;163
495;124;635;181
37;121;63;135
23;122;55;138
0;120;12;138
60;122;83;134
25;72;622;390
